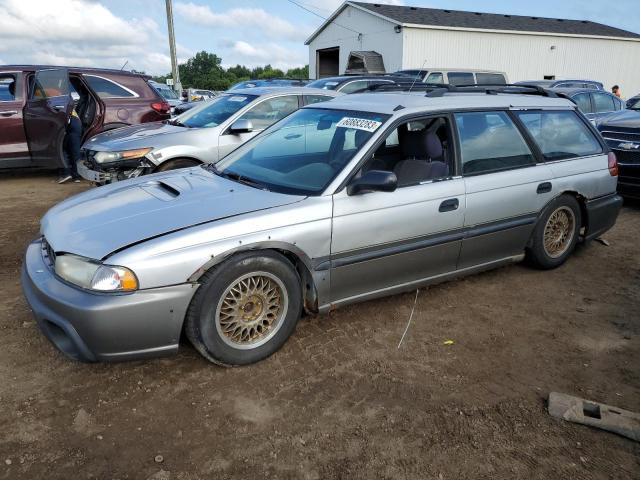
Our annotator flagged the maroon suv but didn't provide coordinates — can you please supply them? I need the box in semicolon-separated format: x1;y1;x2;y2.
0;66;171;169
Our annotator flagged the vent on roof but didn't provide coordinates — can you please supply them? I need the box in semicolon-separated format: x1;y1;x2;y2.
474;12;482;15
373;3;380;6
410;6;417;10
531;17;539;20
504;15;511;18
557;19;564;22
444;9;450;13
581;20;588;24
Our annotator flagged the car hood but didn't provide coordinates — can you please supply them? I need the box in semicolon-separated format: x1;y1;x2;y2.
41;167;304;260
597;109;640;129
84;122;208;151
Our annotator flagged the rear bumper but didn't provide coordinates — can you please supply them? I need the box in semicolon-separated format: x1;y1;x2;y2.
584;193;624;241
21;239;197;362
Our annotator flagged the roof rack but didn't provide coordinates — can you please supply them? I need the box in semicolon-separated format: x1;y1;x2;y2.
363;82;558;98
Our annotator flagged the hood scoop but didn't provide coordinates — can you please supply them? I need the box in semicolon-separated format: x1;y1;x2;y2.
140;180;182;201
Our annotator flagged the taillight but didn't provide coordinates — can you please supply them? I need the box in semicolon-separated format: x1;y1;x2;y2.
151;101;170;114
608;151;618;177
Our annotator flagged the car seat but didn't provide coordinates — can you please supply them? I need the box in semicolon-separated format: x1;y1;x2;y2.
393;130;449;186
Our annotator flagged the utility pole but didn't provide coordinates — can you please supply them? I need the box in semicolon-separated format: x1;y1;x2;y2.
165;0;182;94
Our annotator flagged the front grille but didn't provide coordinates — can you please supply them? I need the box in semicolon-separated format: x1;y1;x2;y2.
613;149;640;165
601;130;640;143
42;238;56;267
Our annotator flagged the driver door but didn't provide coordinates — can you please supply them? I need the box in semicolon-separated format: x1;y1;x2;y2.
217;94;300;160
24;68;72;167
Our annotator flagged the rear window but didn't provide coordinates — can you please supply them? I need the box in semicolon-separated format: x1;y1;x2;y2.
515;110;603;160
476;73;506;85
84;75;135;98
448;72;475;86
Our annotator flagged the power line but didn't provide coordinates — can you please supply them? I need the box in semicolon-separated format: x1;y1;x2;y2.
286;0;362;35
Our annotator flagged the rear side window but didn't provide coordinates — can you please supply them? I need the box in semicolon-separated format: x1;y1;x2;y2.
304;94;333;105
340;80;369;94
573;93;593;114
515;110;603;160
448;72;475;86
0;75;17;101
455;111;535;175
592;93;615;113
84;75;135;98
237;95;299;130
476;73;506;85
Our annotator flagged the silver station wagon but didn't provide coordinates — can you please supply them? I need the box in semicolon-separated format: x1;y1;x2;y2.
22;85;623;366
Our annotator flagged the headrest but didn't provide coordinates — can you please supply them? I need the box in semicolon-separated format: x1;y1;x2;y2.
7;80;15;96
425;132;443;159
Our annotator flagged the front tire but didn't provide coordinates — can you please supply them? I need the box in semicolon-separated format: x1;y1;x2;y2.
185;251;302;366
527;195;581;269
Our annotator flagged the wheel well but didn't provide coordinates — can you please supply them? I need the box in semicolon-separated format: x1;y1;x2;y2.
560;190;588;230
153;157;202;172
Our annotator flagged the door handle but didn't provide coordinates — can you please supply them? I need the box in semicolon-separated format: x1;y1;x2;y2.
439;198;459;212
537;182;552;194
0;110;18;116
284;133;302;140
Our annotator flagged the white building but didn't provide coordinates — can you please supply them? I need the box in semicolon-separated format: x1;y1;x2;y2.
306;1;640;95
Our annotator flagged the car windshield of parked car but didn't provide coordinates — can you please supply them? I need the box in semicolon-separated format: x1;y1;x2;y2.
177;94;257;128
306;79;341;90
213;108;390;195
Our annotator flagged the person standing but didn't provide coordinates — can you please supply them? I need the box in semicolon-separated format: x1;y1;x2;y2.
57;107;82;184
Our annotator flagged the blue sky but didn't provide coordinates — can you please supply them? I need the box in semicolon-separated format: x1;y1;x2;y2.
0;0;638;75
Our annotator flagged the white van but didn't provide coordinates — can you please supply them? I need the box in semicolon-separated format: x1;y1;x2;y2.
396;68;508;86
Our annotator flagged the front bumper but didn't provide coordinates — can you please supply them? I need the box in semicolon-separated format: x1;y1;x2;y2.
21;239;197;362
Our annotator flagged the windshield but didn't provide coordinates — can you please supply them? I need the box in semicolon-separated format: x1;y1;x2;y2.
176;94;257;128
630;97;640;110
306;79;341;90
213;108;390;195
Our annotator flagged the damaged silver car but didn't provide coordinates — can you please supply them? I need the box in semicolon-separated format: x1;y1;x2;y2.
23;86;622;365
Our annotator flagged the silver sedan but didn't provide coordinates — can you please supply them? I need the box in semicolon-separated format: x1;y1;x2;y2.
23;89;622;365
77;87;341;183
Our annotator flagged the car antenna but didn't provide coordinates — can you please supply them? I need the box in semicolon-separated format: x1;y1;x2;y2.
120;60;129;71
409;59;427;93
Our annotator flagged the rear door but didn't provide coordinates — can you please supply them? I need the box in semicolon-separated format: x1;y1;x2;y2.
455;110;555;269
591;92;618;122
0;71;30;167
23;68;72;166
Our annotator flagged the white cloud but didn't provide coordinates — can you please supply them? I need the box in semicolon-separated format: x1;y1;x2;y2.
0;0;172;75
175;2;312;42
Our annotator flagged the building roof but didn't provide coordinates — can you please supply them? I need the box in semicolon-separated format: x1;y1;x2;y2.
306;2;640;44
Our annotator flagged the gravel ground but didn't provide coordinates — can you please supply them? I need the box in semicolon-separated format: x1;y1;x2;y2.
0;172;638;480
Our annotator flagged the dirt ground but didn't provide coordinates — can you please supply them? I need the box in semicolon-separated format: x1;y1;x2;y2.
0;172;638;480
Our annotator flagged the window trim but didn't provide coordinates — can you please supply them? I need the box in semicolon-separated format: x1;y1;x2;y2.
454;110;538;177
82;74;139;98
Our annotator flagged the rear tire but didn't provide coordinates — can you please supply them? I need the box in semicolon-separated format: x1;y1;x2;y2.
185;251;302;366
155;158;200;172
527;195;581;269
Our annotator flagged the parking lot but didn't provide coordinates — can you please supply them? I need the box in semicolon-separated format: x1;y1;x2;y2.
0;172;637;479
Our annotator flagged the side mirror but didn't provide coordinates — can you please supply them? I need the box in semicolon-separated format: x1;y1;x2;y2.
229;119;253;134
347;170;397;196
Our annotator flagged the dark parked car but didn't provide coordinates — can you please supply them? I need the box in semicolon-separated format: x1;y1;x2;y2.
516;79;604;90
627;95;640;109
551;87;626;123
597;101;640;199
0;66;170;170
305;75;414;94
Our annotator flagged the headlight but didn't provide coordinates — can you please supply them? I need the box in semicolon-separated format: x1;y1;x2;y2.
93;148;153;164
54;254;138;292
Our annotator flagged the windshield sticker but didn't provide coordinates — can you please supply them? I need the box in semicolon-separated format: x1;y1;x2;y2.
336;117;382;132
229;96;248;102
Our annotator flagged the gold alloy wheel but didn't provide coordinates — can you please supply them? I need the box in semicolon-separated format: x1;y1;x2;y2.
543;206;576;259
215;272;288;349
